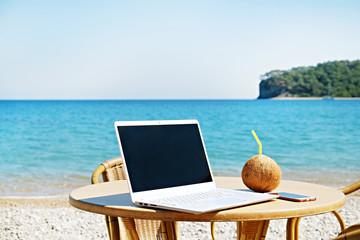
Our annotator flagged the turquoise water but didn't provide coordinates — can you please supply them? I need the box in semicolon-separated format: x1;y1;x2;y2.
1;100;359;196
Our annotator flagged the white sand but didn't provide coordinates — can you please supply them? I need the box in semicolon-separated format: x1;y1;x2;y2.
1;193;359;240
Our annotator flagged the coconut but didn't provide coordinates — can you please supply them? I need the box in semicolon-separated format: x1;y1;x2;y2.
241;154;282;192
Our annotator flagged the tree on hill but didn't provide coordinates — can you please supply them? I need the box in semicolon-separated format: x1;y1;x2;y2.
258;60;360;98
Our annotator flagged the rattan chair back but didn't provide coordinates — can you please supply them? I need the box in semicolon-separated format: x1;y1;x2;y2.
92;156;176;240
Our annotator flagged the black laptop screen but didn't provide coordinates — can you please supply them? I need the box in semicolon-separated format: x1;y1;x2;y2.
117;123;213;193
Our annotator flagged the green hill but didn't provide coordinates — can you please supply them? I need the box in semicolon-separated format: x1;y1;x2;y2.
258;60;360;98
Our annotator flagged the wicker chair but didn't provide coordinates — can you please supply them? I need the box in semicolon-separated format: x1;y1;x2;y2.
290;180;360;240
91;156;178;240
333;223;360;240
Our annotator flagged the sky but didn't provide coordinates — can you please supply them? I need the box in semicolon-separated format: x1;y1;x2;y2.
1;0;360;99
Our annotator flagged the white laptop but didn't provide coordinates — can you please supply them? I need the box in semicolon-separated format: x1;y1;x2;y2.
114;119;277;214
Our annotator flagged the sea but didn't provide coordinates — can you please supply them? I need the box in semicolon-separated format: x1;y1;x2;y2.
1;100;359;197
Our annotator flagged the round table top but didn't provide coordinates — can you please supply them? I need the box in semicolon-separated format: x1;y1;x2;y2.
69;177;346;222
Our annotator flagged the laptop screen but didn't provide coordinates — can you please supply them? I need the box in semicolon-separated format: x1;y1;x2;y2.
117;123;213;193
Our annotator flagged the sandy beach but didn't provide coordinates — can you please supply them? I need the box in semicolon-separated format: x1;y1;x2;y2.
1;191;359;240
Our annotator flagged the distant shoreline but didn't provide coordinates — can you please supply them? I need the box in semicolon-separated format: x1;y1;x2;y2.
269;97;360;100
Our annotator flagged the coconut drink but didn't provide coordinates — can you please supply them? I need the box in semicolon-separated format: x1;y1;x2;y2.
241;130;282;192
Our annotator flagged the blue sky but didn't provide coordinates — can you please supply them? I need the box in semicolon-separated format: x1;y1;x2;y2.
1;0;359;99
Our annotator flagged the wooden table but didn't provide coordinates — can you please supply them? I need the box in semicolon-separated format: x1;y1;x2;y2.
69;177;345;240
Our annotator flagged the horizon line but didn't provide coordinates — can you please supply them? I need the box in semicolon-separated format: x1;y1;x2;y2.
0;98;259;101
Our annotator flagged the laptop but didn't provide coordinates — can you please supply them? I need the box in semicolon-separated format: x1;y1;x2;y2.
114;119;277;214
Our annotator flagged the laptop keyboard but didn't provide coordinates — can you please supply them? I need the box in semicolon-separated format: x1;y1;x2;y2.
150;189;249;206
